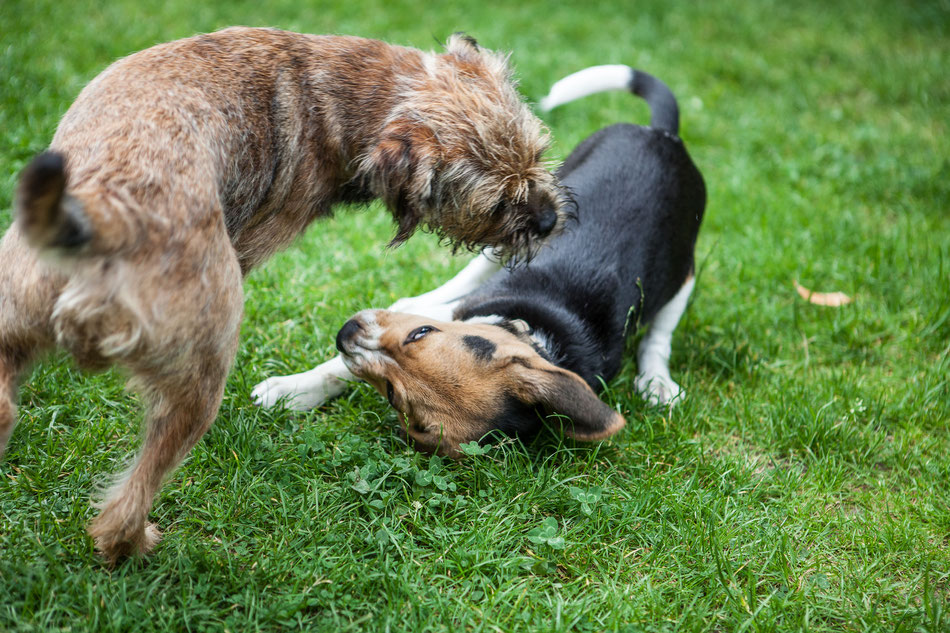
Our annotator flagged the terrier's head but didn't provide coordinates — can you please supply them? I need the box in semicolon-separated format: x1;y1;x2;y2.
361;34;570;262
336;309;625;457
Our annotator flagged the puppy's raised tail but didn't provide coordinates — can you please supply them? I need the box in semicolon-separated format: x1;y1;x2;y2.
15;152;92;253
539;64;679;134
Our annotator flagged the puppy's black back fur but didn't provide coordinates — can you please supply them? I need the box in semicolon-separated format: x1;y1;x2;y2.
456;83;705;394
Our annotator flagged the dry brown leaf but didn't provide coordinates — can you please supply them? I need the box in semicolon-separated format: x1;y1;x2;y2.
794;280;853;307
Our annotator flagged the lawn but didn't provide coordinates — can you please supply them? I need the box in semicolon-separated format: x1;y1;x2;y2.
1;0;948;631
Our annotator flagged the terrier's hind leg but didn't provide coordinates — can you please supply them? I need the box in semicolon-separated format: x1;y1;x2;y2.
88;354;236;562
636;277;695;406
0;355;25;455
0;229;61;455
87;243;243;563
0;350;31;455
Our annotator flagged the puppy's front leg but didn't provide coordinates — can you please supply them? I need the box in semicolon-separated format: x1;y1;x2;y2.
252;356;354;411
390;249;500;313
253;252;495;411
252;300;461;410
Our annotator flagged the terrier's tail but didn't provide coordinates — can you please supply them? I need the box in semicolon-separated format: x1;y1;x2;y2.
15;151;92;252
539;65;679;135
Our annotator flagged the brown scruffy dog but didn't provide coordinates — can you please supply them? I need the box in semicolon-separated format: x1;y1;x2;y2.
0;27;566;563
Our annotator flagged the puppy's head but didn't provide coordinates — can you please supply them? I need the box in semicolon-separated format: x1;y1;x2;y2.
336;309;625;457
361;34;569;262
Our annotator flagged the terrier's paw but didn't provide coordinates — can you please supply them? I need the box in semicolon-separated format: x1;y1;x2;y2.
89;514;162;565
251;375;327;411
141;522;162;554
635;372;684;406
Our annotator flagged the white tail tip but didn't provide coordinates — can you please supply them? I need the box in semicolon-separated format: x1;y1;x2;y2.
538;64;634;112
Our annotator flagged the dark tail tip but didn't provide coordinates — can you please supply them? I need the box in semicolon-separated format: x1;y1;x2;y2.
629;71;680;134
16;151;90;250
18;151;67;204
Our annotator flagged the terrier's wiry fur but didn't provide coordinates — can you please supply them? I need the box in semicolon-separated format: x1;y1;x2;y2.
0;27;566;563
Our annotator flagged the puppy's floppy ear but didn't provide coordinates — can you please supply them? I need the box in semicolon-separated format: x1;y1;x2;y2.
446;32;480;60
365;120;438;246
510;358;625;441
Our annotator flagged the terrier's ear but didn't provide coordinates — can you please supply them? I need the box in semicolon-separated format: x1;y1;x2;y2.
446;32;481;61
367;121;438;246
388;196;421;247
510;358;626;441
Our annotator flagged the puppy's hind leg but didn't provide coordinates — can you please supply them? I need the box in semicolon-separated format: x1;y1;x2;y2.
636;277;695;406
0;229;61;456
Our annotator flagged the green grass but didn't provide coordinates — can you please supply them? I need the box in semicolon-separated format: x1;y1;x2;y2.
1;0;949;630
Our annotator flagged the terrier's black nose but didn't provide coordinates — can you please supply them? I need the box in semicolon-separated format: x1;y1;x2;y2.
536;209;558;237
336;318;363;352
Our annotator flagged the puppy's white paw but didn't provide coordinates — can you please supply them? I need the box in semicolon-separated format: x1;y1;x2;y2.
635;372;684;406
252;374;329;411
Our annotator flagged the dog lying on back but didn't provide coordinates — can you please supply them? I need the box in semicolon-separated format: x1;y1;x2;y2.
0;27;567;562
255;65;706;456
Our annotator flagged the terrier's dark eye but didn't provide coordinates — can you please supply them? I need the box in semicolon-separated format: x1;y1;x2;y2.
405;325;437;344
492;200;506;216
386;381;395;406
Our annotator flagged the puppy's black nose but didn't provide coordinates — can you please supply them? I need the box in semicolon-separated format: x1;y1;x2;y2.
536;209;558;237
336;318;363;352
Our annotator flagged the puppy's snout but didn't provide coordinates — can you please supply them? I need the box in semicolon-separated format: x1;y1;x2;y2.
536;208;558;237
336;318;364;353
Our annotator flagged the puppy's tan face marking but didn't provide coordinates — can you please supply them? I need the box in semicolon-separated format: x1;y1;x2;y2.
337;310;625;457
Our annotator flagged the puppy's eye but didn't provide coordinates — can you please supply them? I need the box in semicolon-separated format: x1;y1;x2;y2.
405;325;437;344
386;380;395;406
492;200;506;215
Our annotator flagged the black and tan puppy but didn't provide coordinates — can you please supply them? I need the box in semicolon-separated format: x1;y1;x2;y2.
256;65;706;457
0;27;567;562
